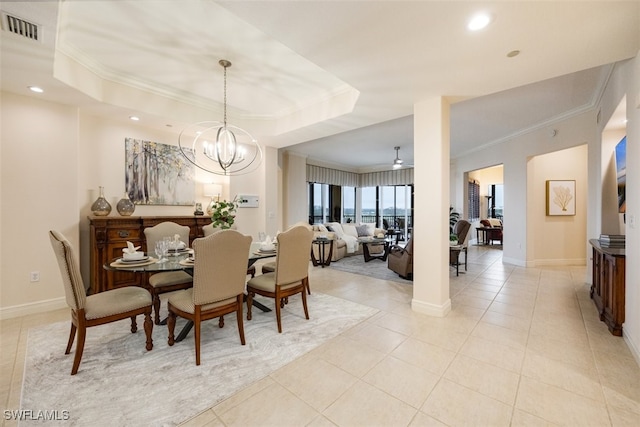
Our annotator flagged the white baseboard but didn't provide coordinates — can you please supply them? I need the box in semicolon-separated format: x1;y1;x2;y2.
532;258;587;267
0;297;66;320
411;298;451;317
501;256;527;267
624;334;640;368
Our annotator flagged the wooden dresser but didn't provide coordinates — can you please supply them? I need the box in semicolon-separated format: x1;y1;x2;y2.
590;239;625;336
88;216;212;294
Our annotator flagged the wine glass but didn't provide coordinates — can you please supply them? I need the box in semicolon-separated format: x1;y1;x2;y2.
155;241;167;263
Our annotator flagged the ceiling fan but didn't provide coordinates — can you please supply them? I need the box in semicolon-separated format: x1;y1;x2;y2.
392;146;404;169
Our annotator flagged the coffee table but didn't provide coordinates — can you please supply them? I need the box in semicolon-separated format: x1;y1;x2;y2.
357;237;390;262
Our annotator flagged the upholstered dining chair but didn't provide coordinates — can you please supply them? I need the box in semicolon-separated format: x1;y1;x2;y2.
203;224;256;278
246;225;314;333
259;221;313;294
49;230;153;375
167;230;251;365
144;222;193;324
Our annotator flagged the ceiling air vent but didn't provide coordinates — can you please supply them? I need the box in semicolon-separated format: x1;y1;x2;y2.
2;13;40;42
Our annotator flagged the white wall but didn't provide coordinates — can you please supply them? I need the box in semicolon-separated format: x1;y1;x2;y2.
596;54;640;363
455;111;596;266
527;145;588;266
1;93;79;315
0;97;271;318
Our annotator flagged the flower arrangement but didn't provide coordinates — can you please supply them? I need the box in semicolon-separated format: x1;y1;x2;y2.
211;198;238;229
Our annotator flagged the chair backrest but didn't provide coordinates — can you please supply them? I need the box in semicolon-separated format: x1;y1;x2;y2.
383;219;390;229
453;220;471;247
395;218;405;229
202;223;223;237
275;225;314;286
144;222;190;252
192;230;251;306
49;230;86;310
404;237;414;255
480;219;491;227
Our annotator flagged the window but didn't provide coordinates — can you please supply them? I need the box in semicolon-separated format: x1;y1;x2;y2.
308;183;413;231
309;183;329;224
342;186;356;223
361;187;376;223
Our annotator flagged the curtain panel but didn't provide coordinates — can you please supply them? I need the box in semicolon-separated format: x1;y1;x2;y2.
306;165;359;187
358;168;414;187
306;165;414;187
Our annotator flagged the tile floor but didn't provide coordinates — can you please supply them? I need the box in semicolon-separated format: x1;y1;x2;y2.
2;244;640;426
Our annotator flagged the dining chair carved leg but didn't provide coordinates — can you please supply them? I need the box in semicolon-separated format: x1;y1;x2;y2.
153;295;162;325
71;316;87;375
275;289;283;333
236;295;246;345
301;279;310;320
130;316;138;333
246;292;254;320
218;316;224;328
194;307;201;366
65;323;76;355
143;312;153;351
167;311;177;346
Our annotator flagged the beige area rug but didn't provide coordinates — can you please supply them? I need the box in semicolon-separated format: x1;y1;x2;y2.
328;254;413;284
20;293;377;426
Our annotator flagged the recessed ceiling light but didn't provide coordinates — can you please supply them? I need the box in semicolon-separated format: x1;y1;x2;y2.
28;86;43;93
129;116;140;121
507;50;520;58
467;13;492;31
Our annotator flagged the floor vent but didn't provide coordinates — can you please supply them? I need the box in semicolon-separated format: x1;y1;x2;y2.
2;13;40;42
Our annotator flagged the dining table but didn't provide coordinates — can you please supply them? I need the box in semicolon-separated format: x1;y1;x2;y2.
104;242;276;341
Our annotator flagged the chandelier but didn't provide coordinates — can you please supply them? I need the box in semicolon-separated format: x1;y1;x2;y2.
179;60;262;176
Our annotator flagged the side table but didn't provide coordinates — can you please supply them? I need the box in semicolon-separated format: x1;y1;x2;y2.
311;238;333;267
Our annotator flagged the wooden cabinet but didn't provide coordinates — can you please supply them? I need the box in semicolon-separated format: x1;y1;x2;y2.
590;239;625;336
89;216;211;294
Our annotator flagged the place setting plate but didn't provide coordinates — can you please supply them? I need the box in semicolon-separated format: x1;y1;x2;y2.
110;256;158;267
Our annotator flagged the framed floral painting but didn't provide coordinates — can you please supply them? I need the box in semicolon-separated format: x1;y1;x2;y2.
546;180;576;216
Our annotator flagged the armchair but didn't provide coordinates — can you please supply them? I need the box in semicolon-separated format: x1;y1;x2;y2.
479;219;503;245
387;237;413;279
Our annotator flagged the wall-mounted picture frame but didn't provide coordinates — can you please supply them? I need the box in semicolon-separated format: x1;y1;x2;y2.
125;138;195;206
546;180;576;216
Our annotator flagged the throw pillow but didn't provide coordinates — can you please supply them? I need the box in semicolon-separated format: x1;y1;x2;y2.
342;224;358;238
356;224;370;237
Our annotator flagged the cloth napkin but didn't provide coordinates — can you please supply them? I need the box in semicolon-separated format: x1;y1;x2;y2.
123;241;141;253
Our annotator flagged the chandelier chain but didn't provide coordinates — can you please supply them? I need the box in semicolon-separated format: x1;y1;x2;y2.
223;63;228;127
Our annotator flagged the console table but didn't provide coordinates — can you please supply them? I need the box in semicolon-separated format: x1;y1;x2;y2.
590;239;625;336
89;215;212;294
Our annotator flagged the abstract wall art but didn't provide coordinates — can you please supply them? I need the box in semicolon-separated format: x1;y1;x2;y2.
125;138;195;206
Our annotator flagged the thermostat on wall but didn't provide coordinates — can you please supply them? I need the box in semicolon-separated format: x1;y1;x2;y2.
237;195;259;208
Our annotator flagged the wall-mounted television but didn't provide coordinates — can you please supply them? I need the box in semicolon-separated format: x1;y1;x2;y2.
615;136;626;214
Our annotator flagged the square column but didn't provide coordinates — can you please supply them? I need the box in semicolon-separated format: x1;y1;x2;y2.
412;97;451;316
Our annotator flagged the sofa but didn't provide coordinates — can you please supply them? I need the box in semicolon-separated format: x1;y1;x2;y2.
312;222;386;262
